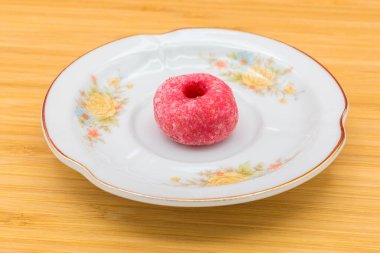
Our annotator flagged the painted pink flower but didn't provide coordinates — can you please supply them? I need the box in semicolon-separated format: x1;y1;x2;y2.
269;162;282;170
240;59;247;65
88;129;100;138
215;60;227;69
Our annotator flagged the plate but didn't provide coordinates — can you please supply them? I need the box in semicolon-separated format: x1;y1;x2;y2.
42;28;348;207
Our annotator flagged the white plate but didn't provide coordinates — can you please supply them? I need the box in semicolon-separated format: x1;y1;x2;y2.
42;28;348;207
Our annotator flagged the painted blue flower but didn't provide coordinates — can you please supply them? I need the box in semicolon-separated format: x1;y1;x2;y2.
236;51;254;66
75;106;94;124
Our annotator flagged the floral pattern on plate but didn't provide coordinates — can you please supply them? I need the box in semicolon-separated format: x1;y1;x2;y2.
170;156;294;187
75;74;133;144
206;52;300;103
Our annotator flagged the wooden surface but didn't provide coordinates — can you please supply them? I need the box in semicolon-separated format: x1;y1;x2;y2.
1;0;379;252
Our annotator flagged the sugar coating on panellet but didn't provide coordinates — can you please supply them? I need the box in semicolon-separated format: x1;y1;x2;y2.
153;73;238;145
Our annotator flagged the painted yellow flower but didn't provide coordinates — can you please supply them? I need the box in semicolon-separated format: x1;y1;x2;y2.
241;70;270;91
251;63;276;81
85;92;117;120
207;171;248;186
206;53;300;104
283;83;296;95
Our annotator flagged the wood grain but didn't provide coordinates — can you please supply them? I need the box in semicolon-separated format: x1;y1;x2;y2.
1;0;379;252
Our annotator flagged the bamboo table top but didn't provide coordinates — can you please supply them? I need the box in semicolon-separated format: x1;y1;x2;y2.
1;1;379;252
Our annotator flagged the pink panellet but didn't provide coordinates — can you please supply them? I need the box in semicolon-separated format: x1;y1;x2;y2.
153;73;238;145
